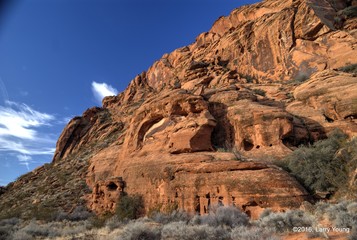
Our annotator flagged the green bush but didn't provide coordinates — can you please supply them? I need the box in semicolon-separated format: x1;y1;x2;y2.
338;63;357;74
252;89;266;97
339;6;357;19
115;194;144;221
282;129;350;194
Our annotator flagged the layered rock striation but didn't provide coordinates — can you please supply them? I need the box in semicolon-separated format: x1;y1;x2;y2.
1;0;356;220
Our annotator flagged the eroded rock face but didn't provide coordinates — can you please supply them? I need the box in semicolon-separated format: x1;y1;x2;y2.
129;0;356;87
88;151;310;219
288;70;357;136
4;0;355;220
53;107;124;162
80;0;356;217
123;90;216;155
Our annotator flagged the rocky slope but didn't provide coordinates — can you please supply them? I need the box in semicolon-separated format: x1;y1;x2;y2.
1;0;356;220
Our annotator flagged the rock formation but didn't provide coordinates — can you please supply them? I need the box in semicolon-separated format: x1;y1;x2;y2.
1;0;356;220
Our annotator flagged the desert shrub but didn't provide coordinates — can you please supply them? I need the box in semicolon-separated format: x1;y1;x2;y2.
161;221;230;240
27;204;57;221
339;6;357;19
11;231;33;240
252;88;266;97
349;227;357;240
0;218;20;239
0;224;13;239
14;220;58;238
57;221;90;237
239;73;255;83
116;194;145;221
89;212;113;229
151;210;191;224
231;226;280;240
294;72;310;83
105;215;123;230
55;206;93;221
257;209;314;233
194;205;249;228
282;129;349;194
338;63;357;74
115;221;161;240
315;201;357;229
10;220;92;239
0;217;19;226
347;202;357;214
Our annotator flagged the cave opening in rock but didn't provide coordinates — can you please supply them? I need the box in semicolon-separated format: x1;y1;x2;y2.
243;140;254;151
205;193;211;211
137;116;163;147
195;195;200;214
345;114;357;120
107;182;118;191
323;114;334;123
282;136;295;148
282;134;311;149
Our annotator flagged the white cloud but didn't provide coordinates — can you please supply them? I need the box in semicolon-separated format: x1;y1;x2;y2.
91;81;118;104
0;101;56;156
17;154;32;170
0;101;53;139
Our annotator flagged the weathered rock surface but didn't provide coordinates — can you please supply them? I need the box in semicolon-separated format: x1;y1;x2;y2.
1;0;356;220
288;70;357;136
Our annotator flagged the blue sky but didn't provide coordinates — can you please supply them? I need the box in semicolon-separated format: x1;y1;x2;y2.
0;0;258;186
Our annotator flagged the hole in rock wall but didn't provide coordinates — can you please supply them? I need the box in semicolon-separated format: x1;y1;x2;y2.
243;140;254;151
282;134;311;149
106;182;118;191
323;114;335;123
345;114;357;120
209;102;235;150
282;136;295;148
137;116;163;147
195;195;200;214
206;193;211;211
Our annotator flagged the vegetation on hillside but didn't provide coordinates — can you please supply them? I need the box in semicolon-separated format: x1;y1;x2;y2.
279;129;357;198
0;203;356;239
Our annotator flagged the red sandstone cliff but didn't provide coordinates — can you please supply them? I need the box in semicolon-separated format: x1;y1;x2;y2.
1;0;356;220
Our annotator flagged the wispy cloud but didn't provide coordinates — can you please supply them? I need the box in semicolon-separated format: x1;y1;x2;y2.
0;101;53;139
0;101;56;157
17;154;32;171
91;81;118;104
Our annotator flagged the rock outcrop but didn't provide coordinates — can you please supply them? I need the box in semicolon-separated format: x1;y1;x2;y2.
83;0;357;217
1;0;356;220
